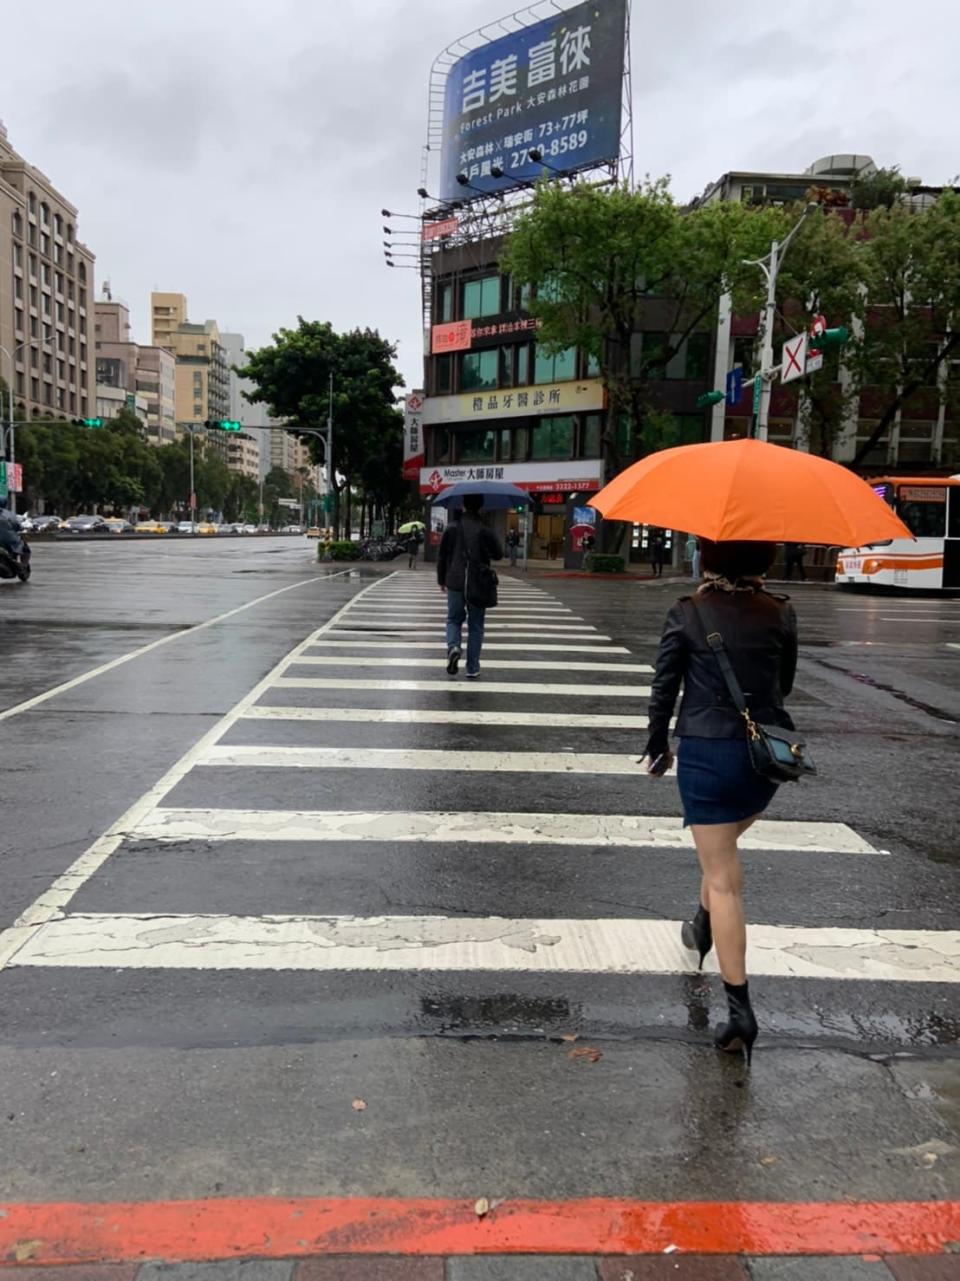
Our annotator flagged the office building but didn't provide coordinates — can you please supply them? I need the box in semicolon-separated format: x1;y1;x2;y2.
150;291;230;428
94;291;176;443
0;122;96;423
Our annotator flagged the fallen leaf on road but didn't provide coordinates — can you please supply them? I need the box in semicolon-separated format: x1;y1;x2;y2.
759;1155;778;1166
475;1197;490;1218
352;1098;366;1112
921;1151;938;1168
568;1046;602;1064
560;1033;579;1043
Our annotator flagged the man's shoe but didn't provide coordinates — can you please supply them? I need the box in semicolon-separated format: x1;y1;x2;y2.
446;646;461;676
466;669;480;680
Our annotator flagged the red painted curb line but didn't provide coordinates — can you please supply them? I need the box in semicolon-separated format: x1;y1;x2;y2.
0;1199;958;1263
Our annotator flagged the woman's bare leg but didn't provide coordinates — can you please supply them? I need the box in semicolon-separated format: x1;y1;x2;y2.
690;821;747;985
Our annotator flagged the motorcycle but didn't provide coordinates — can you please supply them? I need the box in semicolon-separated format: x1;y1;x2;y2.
0;534;31;582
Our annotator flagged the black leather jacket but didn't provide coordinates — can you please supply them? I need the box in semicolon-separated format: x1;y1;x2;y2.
644;588;798;758
437;515;503;591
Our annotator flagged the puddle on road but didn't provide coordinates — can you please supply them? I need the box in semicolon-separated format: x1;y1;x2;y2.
806;654;959;724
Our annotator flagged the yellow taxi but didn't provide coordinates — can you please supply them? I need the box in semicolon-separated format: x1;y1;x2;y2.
134;520;167;535
196;522;218;536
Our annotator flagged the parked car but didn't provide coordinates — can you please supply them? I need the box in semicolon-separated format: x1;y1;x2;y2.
104;518;134;534
63;515;110;534
32;515;64;532
177;521;197;535
241;524;258;534
305;527;322;539
282;524;304;534
196;522;218;536
17;516;35;532
134;520;167;535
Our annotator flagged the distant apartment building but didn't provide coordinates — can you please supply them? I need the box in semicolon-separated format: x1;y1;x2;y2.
0;121;96;424
94;291;176;443
220;330;262;480
150;291;230;428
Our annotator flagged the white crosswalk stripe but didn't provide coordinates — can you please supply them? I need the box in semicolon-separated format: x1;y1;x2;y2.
3;568;949;1028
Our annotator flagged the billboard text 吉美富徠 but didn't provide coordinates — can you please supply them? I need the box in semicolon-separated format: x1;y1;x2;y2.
440;0;626;202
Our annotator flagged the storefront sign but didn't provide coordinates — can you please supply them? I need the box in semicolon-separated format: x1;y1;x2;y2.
431;321;474;354
403;391;425;481
469;314;542;346
421;457;602;496
422;217;459;241
901;486;946;503
421;378;604;424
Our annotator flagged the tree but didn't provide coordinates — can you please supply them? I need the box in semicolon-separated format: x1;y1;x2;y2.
239;320;404;535
851;166;908;212
502;179;785;480
262;466;293;528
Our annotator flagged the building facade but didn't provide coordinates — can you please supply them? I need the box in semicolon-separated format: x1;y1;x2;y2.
94;293;176;443
220;330;262;481
150;292;230;428
0;122;96;425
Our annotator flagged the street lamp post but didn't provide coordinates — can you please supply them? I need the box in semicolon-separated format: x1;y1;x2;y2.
743;203;817;442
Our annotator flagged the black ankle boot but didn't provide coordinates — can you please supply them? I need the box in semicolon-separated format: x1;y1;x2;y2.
680;905;712;970
715;980;758;1066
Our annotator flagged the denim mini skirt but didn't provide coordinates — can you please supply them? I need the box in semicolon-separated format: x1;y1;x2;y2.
677;735;779;826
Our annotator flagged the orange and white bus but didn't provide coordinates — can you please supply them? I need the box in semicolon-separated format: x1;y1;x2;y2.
836;476;960;590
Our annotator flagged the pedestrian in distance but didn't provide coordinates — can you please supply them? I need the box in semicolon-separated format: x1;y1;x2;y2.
506;527;521;568
784;542;807;581
405;531;420;571
641;539;799;1066
685;533;701;582
649;528;666;578
437;494;503;680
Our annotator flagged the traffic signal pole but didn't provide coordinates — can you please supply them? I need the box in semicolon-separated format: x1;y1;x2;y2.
743;202;817;441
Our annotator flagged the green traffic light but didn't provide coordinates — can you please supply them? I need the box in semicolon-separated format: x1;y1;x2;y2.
696;390;726;408
809;326;850;351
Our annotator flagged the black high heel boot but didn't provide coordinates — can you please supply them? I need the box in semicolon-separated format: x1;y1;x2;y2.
715;980;758;1066
680;905;712;970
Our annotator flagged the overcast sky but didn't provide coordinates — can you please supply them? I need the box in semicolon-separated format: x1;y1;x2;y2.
5;0;957;392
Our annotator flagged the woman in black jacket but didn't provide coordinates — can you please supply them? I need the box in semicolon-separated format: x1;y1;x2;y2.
642;539;798;1064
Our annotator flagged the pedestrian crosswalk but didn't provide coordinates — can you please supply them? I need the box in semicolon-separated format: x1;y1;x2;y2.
2;570;958;1042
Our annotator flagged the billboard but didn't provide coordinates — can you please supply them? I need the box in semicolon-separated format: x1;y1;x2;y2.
440;0;627;203
403;391;425;480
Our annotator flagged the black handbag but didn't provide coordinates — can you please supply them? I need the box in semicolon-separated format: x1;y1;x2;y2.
692;598;815;784
458;522;498;609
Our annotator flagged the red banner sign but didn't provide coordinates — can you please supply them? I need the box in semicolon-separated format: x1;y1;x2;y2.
422;217;459;241
431;320;474;354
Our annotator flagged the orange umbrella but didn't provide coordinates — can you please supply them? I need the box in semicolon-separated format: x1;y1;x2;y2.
589;438;913;545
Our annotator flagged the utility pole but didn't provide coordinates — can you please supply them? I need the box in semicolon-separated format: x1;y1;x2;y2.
743;203;817;442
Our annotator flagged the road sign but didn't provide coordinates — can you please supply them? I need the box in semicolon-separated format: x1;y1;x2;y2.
752;376;762;415
321;493;333;513
0;462;6;500
726;366;743;406
781;333;808;384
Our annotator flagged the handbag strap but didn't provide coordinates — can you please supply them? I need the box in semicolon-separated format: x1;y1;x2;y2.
690;597;758;736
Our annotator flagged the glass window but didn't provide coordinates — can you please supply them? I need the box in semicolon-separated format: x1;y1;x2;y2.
435;354;453;394
499;346;515;386
438;283;453;323
457;429;496;462
429;428;452;464
463;274;501;319
534;345;577;384
531;415;574;460
460;349;498;390
513;426;529;461
637;332;668;379
684;333;711;381
582;414;602;458
538;276;562;303
498;428;512;461
516;344;531;387
897;498;945;538
586;350;601;377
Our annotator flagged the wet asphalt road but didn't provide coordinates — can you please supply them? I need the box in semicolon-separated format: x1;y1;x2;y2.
0;538;958;1206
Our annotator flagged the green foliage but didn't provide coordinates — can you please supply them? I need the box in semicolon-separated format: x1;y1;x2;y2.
583;552;625;574
319;540;360;561
502;179;783;476
851;166;908;211
239;320;405;522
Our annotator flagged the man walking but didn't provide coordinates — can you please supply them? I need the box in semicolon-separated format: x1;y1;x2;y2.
784;542;807;581
685;533;700;582
437;495;503;680
649;528;666;578
405;530;420;570
506;527;520;568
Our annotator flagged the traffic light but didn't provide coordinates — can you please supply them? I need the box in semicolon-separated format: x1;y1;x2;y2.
204;419;243;432
809;326;850;351
696;391;725;409
71;417;103;428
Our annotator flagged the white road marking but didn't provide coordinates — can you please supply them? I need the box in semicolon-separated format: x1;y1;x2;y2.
201;745;649;774
293;656;653;673
948;643;960;651
332;621;598;632
306;641;631;654
273;677;648;697
16;914;949;981
0;571;399;971
135;808;882;855
241;706;648;728
329;630;611;641
0;570;354;725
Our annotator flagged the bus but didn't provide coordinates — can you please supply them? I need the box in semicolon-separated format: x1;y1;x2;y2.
836;476;960;590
